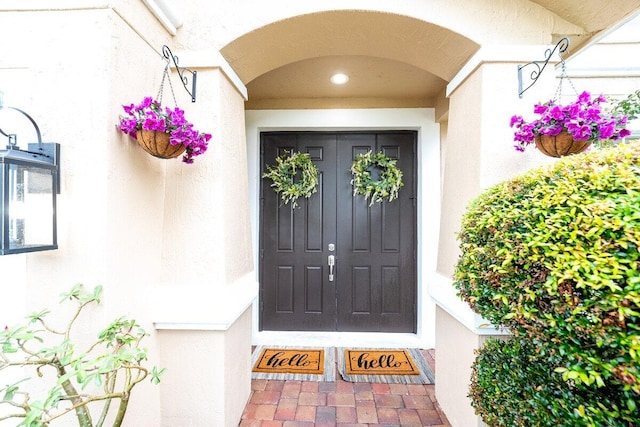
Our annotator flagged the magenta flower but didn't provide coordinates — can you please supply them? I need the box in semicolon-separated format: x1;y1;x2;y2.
548;105;565;121
118;97;211;164
510;91;630;152
533;104;549;115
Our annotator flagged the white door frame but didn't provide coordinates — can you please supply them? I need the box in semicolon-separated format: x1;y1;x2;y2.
245;108;441;348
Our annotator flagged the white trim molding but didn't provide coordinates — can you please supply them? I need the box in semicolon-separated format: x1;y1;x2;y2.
153;273;258;331
429;272;509;336
446;44;562;98
170;50;248;100
142;0;182;35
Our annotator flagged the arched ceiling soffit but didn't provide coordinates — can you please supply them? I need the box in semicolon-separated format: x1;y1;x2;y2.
220;10;481;85
245;55;446;109
217;6;640;109
217;1;640;77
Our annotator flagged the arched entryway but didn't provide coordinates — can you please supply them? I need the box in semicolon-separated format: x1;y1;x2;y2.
219;9;479;347
220;10;479;110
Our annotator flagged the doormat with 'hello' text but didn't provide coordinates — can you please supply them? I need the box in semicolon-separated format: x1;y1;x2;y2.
338;348;434;384
251;347;336;381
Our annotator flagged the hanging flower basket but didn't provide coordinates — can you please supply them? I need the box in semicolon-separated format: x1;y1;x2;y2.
510;91;630;157
117;61;210;164
136;129;187;159
118;97;211;164
534;130;592;158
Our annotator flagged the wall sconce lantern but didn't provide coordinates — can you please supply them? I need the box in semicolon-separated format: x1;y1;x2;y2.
0;96;60;255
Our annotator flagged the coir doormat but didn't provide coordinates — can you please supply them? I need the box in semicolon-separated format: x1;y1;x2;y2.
338;348;434;384
251;347;336;381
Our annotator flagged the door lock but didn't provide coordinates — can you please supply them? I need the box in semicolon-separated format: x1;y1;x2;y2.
328;255;335;282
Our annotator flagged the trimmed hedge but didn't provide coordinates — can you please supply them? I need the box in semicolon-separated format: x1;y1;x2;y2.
454;142;640;425
471;338;638;426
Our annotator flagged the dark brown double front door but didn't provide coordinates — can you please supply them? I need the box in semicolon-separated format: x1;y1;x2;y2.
259;131;416;332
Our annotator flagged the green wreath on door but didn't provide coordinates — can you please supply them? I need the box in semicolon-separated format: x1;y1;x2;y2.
263;150;319;208
350;150;404;206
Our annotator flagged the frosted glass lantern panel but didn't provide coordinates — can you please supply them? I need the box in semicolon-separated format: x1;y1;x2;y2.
7;164;55;251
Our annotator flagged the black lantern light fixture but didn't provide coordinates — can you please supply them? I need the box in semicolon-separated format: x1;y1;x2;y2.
0;93;60;255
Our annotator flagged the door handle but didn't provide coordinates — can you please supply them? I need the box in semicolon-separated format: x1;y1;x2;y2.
328;255;335;282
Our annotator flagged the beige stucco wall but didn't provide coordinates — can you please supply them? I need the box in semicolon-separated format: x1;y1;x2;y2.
1;6;166;425
183;0;582;53
439;60;557;274
157;308;252;427
0;2;255;426
433;52;559;425
435;307;486;427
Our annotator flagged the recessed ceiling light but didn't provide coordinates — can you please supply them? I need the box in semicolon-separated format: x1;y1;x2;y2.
330;73;349;85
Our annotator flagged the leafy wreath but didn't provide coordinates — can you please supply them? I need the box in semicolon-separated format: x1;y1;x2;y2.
350;150;404;206
263;150;319;208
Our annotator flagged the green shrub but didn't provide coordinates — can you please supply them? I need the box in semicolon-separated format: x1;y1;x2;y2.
454;142;640;425
472;338;638;426
598;89;640;148
610;89;640;121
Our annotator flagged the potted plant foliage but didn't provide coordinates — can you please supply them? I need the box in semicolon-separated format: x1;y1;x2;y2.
0;284;164;427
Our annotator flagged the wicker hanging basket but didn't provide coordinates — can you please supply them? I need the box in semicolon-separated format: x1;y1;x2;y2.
136;130;186;159
534;130;591;158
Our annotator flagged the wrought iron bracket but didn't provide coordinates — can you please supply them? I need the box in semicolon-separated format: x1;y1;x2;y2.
0;106;43;147
0;106;61;194
162;45;197;103
518;37;569;98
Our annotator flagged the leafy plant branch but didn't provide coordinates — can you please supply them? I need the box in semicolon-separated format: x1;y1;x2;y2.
1;284;165;427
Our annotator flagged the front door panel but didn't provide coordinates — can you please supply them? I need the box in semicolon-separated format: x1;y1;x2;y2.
261;132;337;331
260;131;416;332
335;133;416;332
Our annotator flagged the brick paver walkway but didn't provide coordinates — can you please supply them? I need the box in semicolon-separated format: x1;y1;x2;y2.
240;349;451;426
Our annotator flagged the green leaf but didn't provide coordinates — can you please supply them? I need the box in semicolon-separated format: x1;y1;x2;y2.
151;366;167;385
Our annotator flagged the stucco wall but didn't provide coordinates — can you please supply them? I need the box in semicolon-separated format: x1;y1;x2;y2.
179;0;582;53
433;52;559;425
435;307;486;427
1;2;255;425
1;6;167;425
157;307;252;427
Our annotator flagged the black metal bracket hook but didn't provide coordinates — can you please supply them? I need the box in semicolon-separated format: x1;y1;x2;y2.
0;106;43;149
518;37;570;98
0;105;61;194
162;45;197;103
